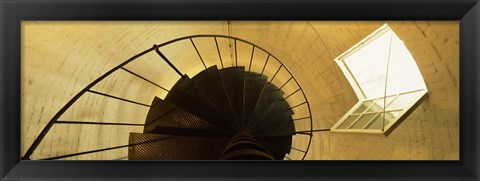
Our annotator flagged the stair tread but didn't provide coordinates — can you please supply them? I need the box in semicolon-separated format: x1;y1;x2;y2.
128;133;230;160
192;65;240;131
165;83;235;132
252;100;293;125
219;67;245;130
243;72;268;129
250;83;283;124
144;97;231;136
251;115;295;137
151;126;231;138
247;80;294;135
175;76;211;104
144;97;175;133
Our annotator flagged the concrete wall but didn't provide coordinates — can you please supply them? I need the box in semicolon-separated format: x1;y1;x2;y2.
21;21;458;160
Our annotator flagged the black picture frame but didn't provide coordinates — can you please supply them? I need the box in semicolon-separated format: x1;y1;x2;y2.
1;0;479;180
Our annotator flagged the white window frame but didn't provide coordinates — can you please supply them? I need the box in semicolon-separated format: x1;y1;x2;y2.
330;24;428;135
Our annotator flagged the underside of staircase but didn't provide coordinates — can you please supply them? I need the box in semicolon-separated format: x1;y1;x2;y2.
129;65;295;160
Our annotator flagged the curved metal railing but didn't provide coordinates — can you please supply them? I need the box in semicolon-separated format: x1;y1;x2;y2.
22;35;313;160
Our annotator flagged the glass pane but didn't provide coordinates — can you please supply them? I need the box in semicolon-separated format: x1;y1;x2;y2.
342;28;426;99
365;114;385;129
353;100;375;113
365;111;400;129
386;91;422;111
367;95;397;112
385;111;400;118
384;32;427;95
343;31;392;99
349;113;378;129
337;115;360;129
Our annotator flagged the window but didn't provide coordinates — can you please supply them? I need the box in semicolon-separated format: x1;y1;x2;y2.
331;24;428;135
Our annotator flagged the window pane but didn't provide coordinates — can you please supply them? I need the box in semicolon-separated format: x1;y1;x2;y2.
385;111;400;118
367;95;397;112
337;115;359;129
365;111;399;129
384;32;427;95
343;31;392;99
349;113;378;129
341;29;426;100
353;100;374;113
386;91;422;111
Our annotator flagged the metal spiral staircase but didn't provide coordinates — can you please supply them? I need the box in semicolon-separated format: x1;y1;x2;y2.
22;35;314;160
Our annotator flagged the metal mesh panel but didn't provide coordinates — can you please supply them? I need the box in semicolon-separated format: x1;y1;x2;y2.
144;97;175;132
128;133;229;160
165;77;234;132
144;97;229;135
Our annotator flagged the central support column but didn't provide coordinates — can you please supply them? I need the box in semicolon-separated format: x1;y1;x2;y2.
218;131;275;160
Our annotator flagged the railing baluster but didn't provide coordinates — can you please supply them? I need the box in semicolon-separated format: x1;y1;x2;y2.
56;120;144;126
295;129;330;134
295;132;312;135
278;76;293;90
87;90;150;107
190;38;207;69
283;89;301;100
248;45;255;72
289;101;307;109
214;37;224;69
120;67;169;92
260;54;270;76
293;116;311;121
291;147;306;153
234;39;238;67
154;45;183;77
269;65;283;84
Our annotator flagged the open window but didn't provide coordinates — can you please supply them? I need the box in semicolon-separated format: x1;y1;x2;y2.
331;24;428;135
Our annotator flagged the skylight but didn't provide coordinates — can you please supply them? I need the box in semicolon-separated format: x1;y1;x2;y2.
331;24;428;135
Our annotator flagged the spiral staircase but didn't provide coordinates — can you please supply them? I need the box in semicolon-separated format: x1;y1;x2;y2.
22;35;314;160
